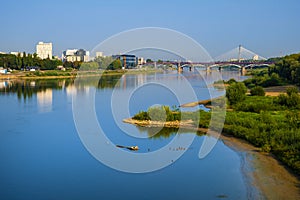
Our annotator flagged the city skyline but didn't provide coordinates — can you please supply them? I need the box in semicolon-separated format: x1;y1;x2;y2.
1;0;300;59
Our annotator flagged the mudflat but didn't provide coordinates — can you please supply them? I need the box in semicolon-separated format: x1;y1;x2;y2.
222;134;300;200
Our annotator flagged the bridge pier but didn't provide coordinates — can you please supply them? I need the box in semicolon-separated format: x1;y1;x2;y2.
241;66;246;75
206;66;211;73
177;63;183;72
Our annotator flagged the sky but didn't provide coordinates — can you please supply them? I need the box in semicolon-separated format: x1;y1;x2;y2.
1;0;300;59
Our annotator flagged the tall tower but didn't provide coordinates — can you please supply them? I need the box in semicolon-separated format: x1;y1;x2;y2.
36;42;52;59
238;45;242;62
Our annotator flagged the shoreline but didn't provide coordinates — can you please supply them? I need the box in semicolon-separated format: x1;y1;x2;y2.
221;133;300;199
0;69;163;80
124;118;300;199
123;118;208;133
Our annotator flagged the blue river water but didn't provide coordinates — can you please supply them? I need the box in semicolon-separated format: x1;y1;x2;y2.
0;70;258;199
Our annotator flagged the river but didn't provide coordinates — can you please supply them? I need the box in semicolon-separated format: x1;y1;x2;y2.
0;70;263;199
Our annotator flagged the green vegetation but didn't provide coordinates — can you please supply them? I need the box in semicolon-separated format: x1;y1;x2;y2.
0;53;62;70
277;87;300;109
0;52;124;71
26;70;75;77
250;86;265;96
269;53;300;85
133;105;211;128
226;82;247;105
243;70;283;88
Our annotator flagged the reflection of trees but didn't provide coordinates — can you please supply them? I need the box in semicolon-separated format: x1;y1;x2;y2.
136;126;204;139
98;74;124;89
0;79;74;100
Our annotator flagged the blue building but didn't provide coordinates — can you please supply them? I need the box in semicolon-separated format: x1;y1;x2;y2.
112;54;137;69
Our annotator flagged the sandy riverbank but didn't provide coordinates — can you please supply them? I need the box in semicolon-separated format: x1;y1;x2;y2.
123;118;208;133
221;134;300;200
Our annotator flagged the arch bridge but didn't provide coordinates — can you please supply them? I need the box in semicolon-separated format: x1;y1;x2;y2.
175;61;272;73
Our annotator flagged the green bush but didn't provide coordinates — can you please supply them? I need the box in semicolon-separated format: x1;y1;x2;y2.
250;86;265;96
226;82;247;105
276;87;300;108
226;78;237;84
132;111;150;120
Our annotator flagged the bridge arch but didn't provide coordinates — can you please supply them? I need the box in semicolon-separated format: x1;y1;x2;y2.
221;64;242;69
244;63;270;69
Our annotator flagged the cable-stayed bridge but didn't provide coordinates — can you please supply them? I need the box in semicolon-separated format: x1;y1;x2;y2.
147;45;273;73
214;45;266;62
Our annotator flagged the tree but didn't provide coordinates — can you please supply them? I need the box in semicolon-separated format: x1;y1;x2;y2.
16;53;22;70
226;82;247;105
94;56;114;69
286;86;299;96
79;62;99;71
250;86;265;96
107;59;122;70
277;87;300;108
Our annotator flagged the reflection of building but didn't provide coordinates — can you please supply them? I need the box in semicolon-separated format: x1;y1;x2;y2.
37;89;52;113
36;42;53;59
62;49;90;62
66;85;77;99
0;81;9;89
112;54;137;69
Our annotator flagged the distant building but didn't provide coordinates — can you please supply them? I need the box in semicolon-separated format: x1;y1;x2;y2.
0;67;7;74
96;51;104;57
137;57;145;65
36;42;52;59
10;52;24;57
253;55;259;61
112;54;137;69
62;49;89;62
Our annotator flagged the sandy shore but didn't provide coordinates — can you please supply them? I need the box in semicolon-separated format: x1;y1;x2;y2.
221;134;300;200
123;118;208;133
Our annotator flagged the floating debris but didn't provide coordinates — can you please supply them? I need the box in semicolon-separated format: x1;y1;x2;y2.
116;145;139;151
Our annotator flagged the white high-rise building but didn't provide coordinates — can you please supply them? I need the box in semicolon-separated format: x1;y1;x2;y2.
62;49;89;62
36;42;52;59
96;51;103;57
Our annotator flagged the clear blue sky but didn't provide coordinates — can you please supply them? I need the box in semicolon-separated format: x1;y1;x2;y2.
1;0;299;58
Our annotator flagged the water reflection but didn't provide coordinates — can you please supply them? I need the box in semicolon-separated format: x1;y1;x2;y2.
0;79;74;100
37;89;52;113
136;126;205;139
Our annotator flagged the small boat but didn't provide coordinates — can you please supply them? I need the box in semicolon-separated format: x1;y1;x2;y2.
116;145;139;151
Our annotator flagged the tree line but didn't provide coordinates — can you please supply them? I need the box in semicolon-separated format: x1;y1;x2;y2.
0;53;62;70
269;52;300;85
